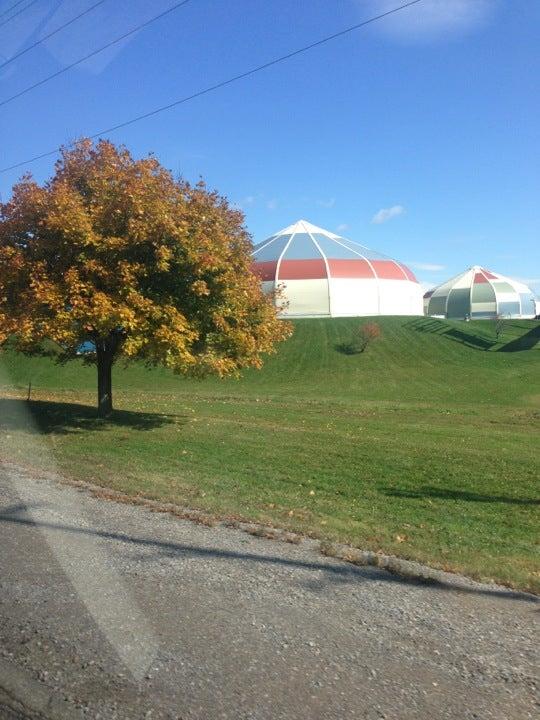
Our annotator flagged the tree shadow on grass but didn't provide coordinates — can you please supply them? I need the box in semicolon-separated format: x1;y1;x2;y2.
382;485;539;506
0;398;182;435
498;324;540;352
334;342;364;356
442;328;495;350
405;318;496;351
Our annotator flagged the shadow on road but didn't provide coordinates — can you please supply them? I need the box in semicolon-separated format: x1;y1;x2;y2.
0;501;536;603
383;485;540;506
0;398;181;435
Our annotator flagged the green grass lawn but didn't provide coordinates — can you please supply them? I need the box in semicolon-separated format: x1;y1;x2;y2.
1;316;539;591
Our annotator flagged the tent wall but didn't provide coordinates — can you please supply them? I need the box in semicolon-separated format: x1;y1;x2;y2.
266;277;422;318
424;267;537;320
253;220;423;319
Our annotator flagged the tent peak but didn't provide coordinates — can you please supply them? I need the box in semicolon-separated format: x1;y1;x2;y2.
274;219;341;238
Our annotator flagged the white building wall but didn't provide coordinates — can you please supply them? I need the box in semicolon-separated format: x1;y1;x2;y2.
263;277;422;317
278;279;330;316
472;301;497;315
329;278;379;317
378;280;423;316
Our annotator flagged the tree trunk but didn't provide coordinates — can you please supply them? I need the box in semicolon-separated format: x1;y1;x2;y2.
96;343;114;417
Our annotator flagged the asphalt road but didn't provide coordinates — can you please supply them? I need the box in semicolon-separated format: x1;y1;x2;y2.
0;461;538;720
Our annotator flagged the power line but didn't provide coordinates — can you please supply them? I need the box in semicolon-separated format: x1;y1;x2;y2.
0;0;193;107
0;0;28;20
0;0;110;71
0;0;40;30
1;0;423;174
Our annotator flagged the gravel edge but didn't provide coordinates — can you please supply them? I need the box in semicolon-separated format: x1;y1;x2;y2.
0;657;82;720
2;458;537;602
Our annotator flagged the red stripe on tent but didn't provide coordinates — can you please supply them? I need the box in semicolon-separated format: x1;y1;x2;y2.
278;259;327;280
399;264;418;282
481;268;497;279
252;261;277;281
474;272;489;283
254;258;416;282
370;260;408;280
327;259;375;278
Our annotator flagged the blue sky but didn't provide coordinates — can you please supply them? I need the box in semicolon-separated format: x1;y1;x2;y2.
0;0;538;293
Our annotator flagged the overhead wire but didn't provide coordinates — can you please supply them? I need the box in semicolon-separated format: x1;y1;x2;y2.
0;0;423;173
0;0;29;20
0;0;40;30
0;0;193;107
0;0;110;71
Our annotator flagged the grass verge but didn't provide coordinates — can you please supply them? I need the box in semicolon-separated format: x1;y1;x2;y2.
0;317;538;592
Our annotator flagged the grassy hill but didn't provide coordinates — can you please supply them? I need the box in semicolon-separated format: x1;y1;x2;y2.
1;316;539;591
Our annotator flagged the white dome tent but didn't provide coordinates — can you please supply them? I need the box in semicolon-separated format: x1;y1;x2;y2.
252;220;423;318
424;266;537;320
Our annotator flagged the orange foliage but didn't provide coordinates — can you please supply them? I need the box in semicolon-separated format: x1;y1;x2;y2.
352;321;382;353
358;321;381;343
0;139;292;408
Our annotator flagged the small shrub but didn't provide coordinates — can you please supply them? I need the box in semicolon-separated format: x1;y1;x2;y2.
338;321;382;354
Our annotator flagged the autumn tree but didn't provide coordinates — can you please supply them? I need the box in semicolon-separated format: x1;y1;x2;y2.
0;139;291;416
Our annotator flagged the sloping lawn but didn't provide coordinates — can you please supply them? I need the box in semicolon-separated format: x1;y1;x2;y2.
1;317;539;592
